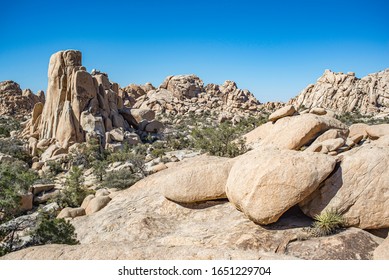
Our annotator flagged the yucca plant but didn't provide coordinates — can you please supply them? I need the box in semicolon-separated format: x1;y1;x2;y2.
312;209;344;237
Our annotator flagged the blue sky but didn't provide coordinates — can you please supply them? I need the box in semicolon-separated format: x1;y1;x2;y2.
1;0;388;102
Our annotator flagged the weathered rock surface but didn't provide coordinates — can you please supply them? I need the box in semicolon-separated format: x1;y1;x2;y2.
162;155;234;203
290;69;389;114
57;207;86;219
374;236;389;260
268;105;296;122
243;113;349;150
286;227;382;260
2;175;381;260
226;147;336;224
300;145;389;229
85;196;111;215
366;124;389;139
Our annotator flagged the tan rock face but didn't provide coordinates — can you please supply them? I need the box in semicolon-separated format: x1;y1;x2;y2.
162;155;234;203
374;237;389;260
366;124;389;139
289;69;389;114
243;114;349;150
226;147;336;224
300;145;389;229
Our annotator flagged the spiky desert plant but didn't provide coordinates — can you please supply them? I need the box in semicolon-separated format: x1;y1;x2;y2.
312;209;344;237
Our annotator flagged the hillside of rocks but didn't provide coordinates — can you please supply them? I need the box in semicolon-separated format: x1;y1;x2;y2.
289;69;389;116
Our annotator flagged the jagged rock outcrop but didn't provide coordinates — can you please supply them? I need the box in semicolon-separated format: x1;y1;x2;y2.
0;81;44;118
289;69;389;114
23;50;163;160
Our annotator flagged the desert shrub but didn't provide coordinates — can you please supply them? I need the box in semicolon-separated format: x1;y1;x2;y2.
0;138;32;164
0;116;20;137
100;169;142;190
336;111;389;126
54;166;91;208
46;160;64;175
311;209;344;237
0;161;38;222
69;138;106;168
191;122;248;157
29;211;79;246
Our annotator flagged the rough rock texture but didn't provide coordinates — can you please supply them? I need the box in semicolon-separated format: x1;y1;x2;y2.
2;171;381;260
243;113;349;150
290;69;389;114
226;147;336;224
287;227;382;260
0;81;44;117
162;155;234;203
374;237;389;260
300;145;389;229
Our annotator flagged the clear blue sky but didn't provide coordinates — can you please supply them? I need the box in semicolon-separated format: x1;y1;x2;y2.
1;0;388;102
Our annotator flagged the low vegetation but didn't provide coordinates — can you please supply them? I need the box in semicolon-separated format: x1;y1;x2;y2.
29;211;79;246
335;111;389;126
311;209;344;237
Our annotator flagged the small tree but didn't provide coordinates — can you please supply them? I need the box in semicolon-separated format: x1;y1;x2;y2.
55;166;89;208
29;211;79;246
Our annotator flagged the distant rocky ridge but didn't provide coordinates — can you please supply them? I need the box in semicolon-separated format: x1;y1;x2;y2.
0;81;44;118
289;69;389;115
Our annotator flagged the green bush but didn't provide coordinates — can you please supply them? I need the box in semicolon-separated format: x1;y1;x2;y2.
0;138;32;164
54;166;91;208
0;116;20;137
191;122;248;158
311;209;344;237
30;211;79;246
100;169;142;190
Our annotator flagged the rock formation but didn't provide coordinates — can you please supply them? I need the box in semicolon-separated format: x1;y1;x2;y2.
0;81;44;118
23;50;163;161
130;75;266;119
289;69;389;114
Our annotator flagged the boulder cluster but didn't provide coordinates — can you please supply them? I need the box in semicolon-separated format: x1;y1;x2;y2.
290;69;389;115
161;105;389;231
